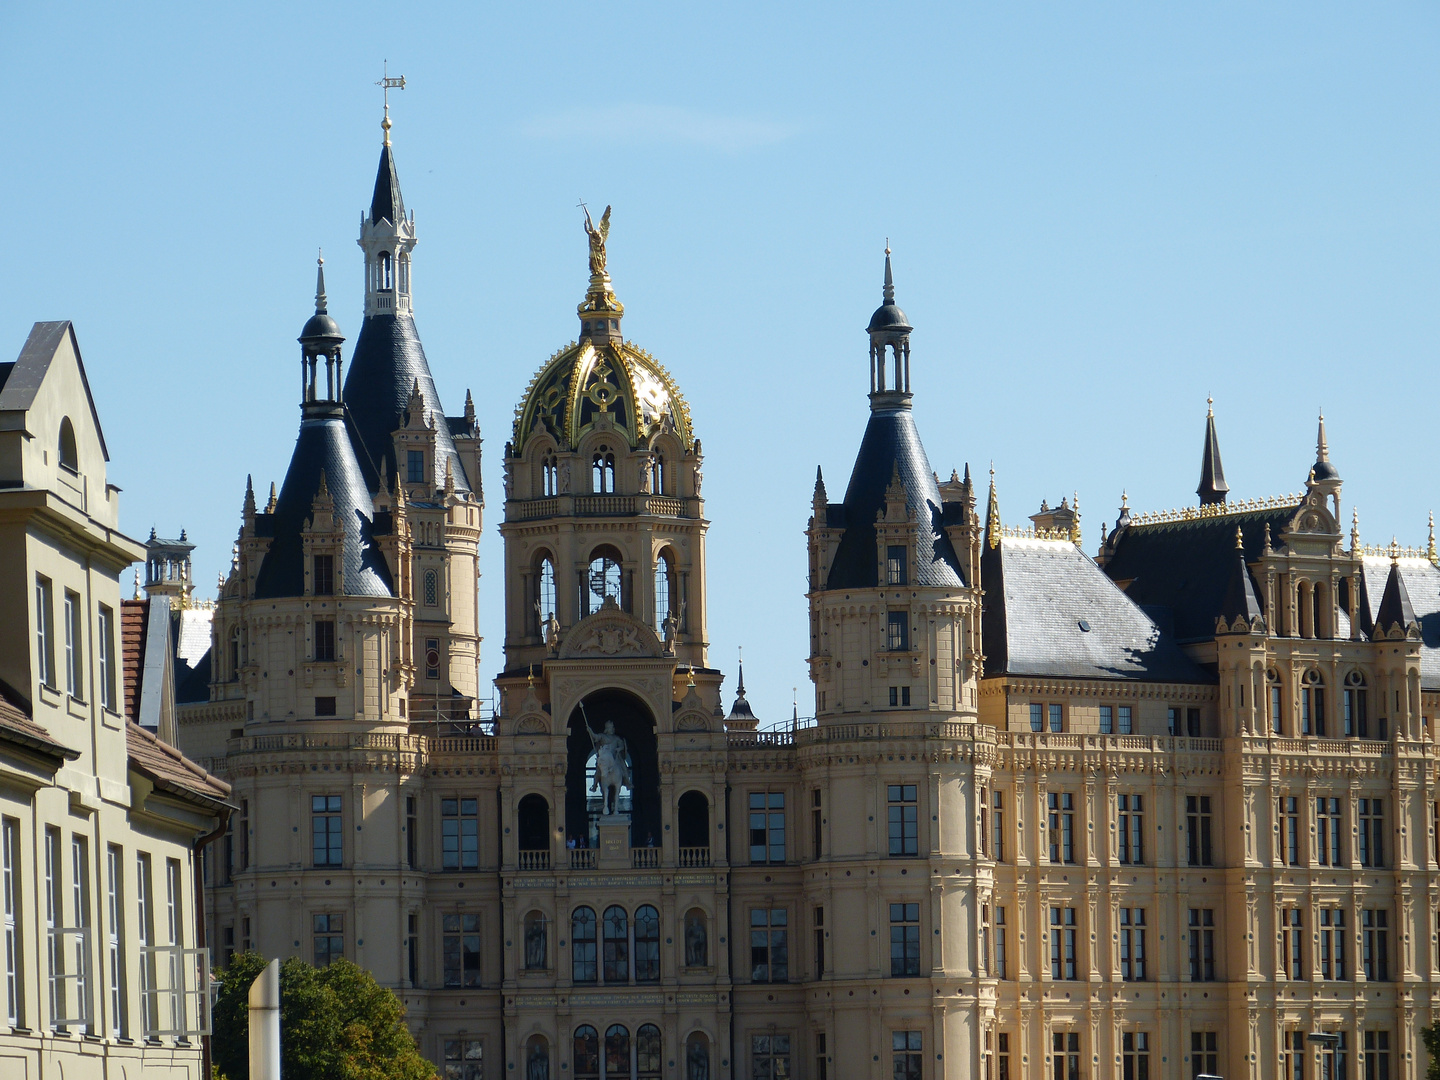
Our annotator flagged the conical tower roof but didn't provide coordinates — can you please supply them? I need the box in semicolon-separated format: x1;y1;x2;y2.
1197;398;1228;505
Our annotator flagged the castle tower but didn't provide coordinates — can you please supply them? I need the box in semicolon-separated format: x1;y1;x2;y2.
143;526;195;605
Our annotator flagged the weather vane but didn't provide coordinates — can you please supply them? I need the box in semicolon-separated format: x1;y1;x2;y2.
377;61;406;144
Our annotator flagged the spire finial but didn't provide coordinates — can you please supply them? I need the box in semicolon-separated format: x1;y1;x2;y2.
985;463;1001;549
1316;409;1330;463
314;250;328;315
1207;395;1214;417
1197;399;1229;505
736;646;746;696
1235;525;1245;551
1390;536;1401;565
1428;511;1436;563
1351;507;1361;552
882;242;895;305
377;62;405;146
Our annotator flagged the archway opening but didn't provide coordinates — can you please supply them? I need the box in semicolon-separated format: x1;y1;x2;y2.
677;790;709;849
565;688;660;848
518;793;550;852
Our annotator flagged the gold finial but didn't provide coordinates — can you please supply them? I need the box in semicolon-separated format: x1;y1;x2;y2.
1071;491;1082;545
885;237;891;256
1207;395;1214;417
376;61;406;146
1428;511;1436;563
686;664;695;688
1235;525;1244;551
1390;536;1401;565
527;664;534;689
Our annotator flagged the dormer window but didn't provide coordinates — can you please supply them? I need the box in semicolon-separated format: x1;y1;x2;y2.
313;554;334;596
58;417;78;473
886;545;907;586
592;446;615;494
407;450;425;484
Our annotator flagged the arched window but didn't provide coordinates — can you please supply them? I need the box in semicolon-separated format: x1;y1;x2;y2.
1267;669;1283;734
526;1035;550;1080
586;546;624;614
685;1032;711;1080
229;627;241;682
571;907;597;983
399;254;410;295
537;556;557;627
636;1024;662;1080
58;417;78;472
1301;669;1325;736
604;1026;630;1080
602;905;629;983
542;453;558;496
592;445;616;493
423;569;439;608
683;908;708;968
651;451;665;494
380;250;393;290
518;794;550;854
1297;581;1313;640
1344;670;1368;738
634;904;660;983
523;910;548;971
678;790;709;851
654;550;674;630
573;1026;599;1080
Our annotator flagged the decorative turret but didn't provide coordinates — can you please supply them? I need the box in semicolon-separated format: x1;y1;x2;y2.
299;255;345;416
144;528;196;606
867;243;912;403
1197;397;1229;505
359;80;415;319
1307;411;1342;520
724;654;759;731
1217;526;1265;633
1373;543;1419;640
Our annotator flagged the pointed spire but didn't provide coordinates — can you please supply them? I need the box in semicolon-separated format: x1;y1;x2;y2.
1312;410;1340;483
243;475;257;520
985;465;1001;549
314;251;328;314
463;389;476;428
316;468;329;498
1197;397;1229;505
1218;525;1264;628
726;648;758;727
882;239;895;305
812;466;828;510
1375;545;1417;637
444;456;456;499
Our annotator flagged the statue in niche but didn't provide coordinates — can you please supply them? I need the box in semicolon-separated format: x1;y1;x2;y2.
526;1039;550;1080
559;460;572;493
686;1038;709;1080
524;914;547;971
684;910;707;967
584;707;632;816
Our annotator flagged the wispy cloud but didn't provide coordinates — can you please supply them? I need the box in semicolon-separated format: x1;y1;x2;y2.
521;104;794;153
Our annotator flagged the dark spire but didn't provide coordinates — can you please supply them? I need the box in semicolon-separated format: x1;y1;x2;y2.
726;651;758;725
1374;544;1417;636
300;253;344;346
1312;411;1339;481
1197;397;1229;505
370;142;405;226
1218;526;1263;625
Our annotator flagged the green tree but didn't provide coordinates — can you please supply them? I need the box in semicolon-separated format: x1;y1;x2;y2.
1424;1021;1440;1080
212;953;436;1080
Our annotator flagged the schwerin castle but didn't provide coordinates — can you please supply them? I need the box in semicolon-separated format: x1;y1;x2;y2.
153;105;1440;1080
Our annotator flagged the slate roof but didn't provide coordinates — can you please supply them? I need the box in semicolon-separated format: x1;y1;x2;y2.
0;679;77;762
126;721;230;808
1;321;109;460
825;402;965;590
1101;504;1299;643
252;416;394;599
1360;556;1440;688
343;314;471;494
983;536;1211;683
370;142;405;225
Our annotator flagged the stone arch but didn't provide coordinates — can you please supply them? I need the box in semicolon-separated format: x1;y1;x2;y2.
565;687;660;848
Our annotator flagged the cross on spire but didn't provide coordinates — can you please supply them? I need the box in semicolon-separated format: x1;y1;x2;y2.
376;61;406;145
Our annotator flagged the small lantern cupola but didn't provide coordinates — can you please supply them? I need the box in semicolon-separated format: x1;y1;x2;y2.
299;254;346;416
867;242;913;407
358;75;416;318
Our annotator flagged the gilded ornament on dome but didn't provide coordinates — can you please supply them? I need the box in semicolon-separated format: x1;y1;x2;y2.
583;204;611;277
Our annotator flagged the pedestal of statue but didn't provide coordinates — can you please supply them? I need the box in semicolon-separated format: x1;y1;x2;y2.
597;814;631;870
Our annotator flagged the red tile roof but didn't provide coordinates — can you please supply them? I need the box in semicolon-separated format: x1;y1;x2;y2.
120;598;147;723
0;686;77;763
126;720;230;808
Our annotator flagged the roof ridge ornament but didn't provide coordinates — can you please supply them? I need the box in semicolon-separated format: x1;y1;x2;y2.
376;62;405;147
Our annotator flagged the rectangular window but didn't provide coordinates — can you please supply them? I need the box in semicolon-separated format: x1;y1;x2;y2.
1186;795;1213;866
71;838;92;1032
1345;686;1368;737
1271;685;1284;734
1029;703;1043;732
888;785;918;856
314;696;337;717
1119;908;1146;981
979;903;991;976
1282;1030;1305;1080
886;611;909;651
1188;908;1215;981
1049;703;1064;732
890;903;920;977
1279;796;1300;866
241;915;251;954
1118;704;1133;734
312;913;343;967
751;1035;790;1080
442;913;482;987
1359;798;1384;868
36;575;55;689
44;828;61;1027
104;846;123;1042
815;1032;828;1080
1168;706;1180;735
311;795;343;867
136;854;154;1035
2;817;23;1028
1364;1031;1390;1080
1187;707;1202;737
1317;797;1342;866
1320;907;1346;980
1281;907;1303;979
749;908;788;983
1122;1031;1150;1080
406;913;418;986
1049;906;1077;980
886;545;907;586
62;593;80;702
1100;705;1113;735
98;605;116;712
749;792;785;864
236;799;249;873
892;1031;922;1080
811;789;822;861
1051;1031;1080;1080
995;1032;1010;1080
425;637;440;681
441;798;479;871
813;906;824;980
313;619;336;662
406;796;418;869
312;554;334;596
1303;682;1326;736
994;907;1007;979
1363;908;1389;980
992;790;1005;863
1117;793;1144;865
1048;792;1075;864
444;1039;483;1080
407;450;425;484
1192;1032;1219;1079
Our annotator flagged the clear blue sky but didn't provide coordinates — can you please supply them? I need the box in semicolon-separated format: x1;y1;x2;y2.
4;3;1438;723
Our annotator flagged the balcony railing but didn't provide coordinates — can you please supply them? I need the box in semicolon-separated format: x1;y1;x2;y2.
631;847;661;869
518;850;550;871
570;849;597;870
677;846;711;868
507;493;698;521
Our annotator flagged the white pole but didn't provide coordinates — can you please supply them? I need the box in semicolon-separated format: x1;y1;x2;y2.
248;958;281;1080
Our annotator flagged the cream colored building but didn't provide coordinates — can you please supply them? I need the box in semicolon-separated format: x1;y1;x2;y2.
181;117;1440;1080
0;322;231;1080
